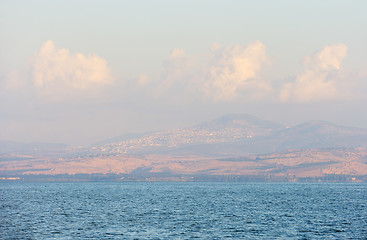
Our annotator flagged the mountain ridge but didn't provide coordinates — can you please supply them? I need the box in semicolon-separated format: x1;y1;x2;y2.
2;113;367;156
2;113;367;181
94;114;367;156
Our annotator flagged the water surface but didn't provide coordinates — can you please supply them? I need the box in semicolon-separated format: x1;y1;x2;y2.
1;182;366;239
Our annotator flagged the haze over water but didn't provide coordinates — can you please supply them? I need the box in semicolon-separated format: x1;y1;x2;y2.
1;1;367;239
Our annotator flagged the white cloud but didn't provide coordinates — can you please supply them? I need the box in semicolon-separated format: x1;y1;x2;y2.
136;73;149;86
153;41;271;101
280;43;348;102
201;41;270;101
31;40;113;90
152;48;191;97
169;48;186;59
136;42;354;104
303;44;347;71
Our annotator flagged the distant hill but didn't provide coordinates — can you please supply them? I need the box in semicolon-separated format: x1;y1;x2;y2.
0;141;69;154
96;114;367;155
92;133;145;146
2;114;367;156
2;114;367;181
196;113;284;133
96;114;286;155
268;120;367;151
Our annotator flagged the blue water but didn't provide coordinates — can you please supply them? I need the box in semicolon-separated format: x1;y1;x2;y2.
1;182;366;239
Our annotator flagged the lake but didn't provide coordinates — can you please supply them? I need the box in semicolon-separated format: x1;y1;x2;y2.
1;182;366;239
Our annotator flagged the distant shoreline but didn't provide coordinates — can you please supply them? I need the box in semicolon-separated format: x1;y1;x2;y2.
1;173;366;183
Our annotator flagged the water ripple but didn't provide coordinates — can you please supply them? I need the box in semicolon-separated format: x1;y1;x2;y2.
1;182;366;239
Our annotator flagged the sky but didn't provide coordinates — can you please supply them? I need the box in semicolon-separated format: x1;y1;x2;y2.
1;0;367;145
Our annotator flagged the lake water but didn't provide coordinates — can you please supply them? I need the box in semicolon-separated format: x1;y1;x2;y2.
1;182;366;239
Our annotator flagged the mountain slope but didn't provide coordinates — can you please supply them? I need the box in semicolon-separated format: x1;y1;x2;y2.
2;114;367;180
269;121;367;151
97;115;367;156
197;113;284;133
96;114;286;155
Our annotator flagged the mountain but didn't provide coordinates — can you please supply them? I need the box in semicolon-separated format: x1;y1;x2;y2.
0;141;69;154
196;113;284;133
3;114;367;156
95;114;367;156
92;133;145;146
2;114;367;181
268;120;367;151
95;114;286;155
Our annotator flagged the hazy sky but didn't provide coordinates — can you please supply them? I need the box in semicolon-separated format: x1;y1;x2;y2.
1;0;367;145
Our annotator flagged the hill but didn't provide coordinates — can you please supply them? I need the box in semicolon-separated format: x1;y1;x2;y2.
1;114;367;181
94;114;367;156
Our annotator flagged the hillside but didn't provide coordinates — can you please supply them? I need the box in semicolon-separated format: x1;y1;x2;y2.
93;114;367;156
1;114;367;181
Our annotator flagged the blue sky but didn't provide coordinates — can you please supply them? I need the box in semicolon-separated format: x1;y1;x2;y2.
1;0;367;145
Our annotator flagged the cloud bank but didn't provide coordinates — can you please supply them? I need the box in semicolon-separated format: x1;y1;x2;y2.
152;41;271;101
153;48;191;97
144;42;353;103
3;41;354;105
280;43;348;102
29;41;113;100
202;41;270;101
